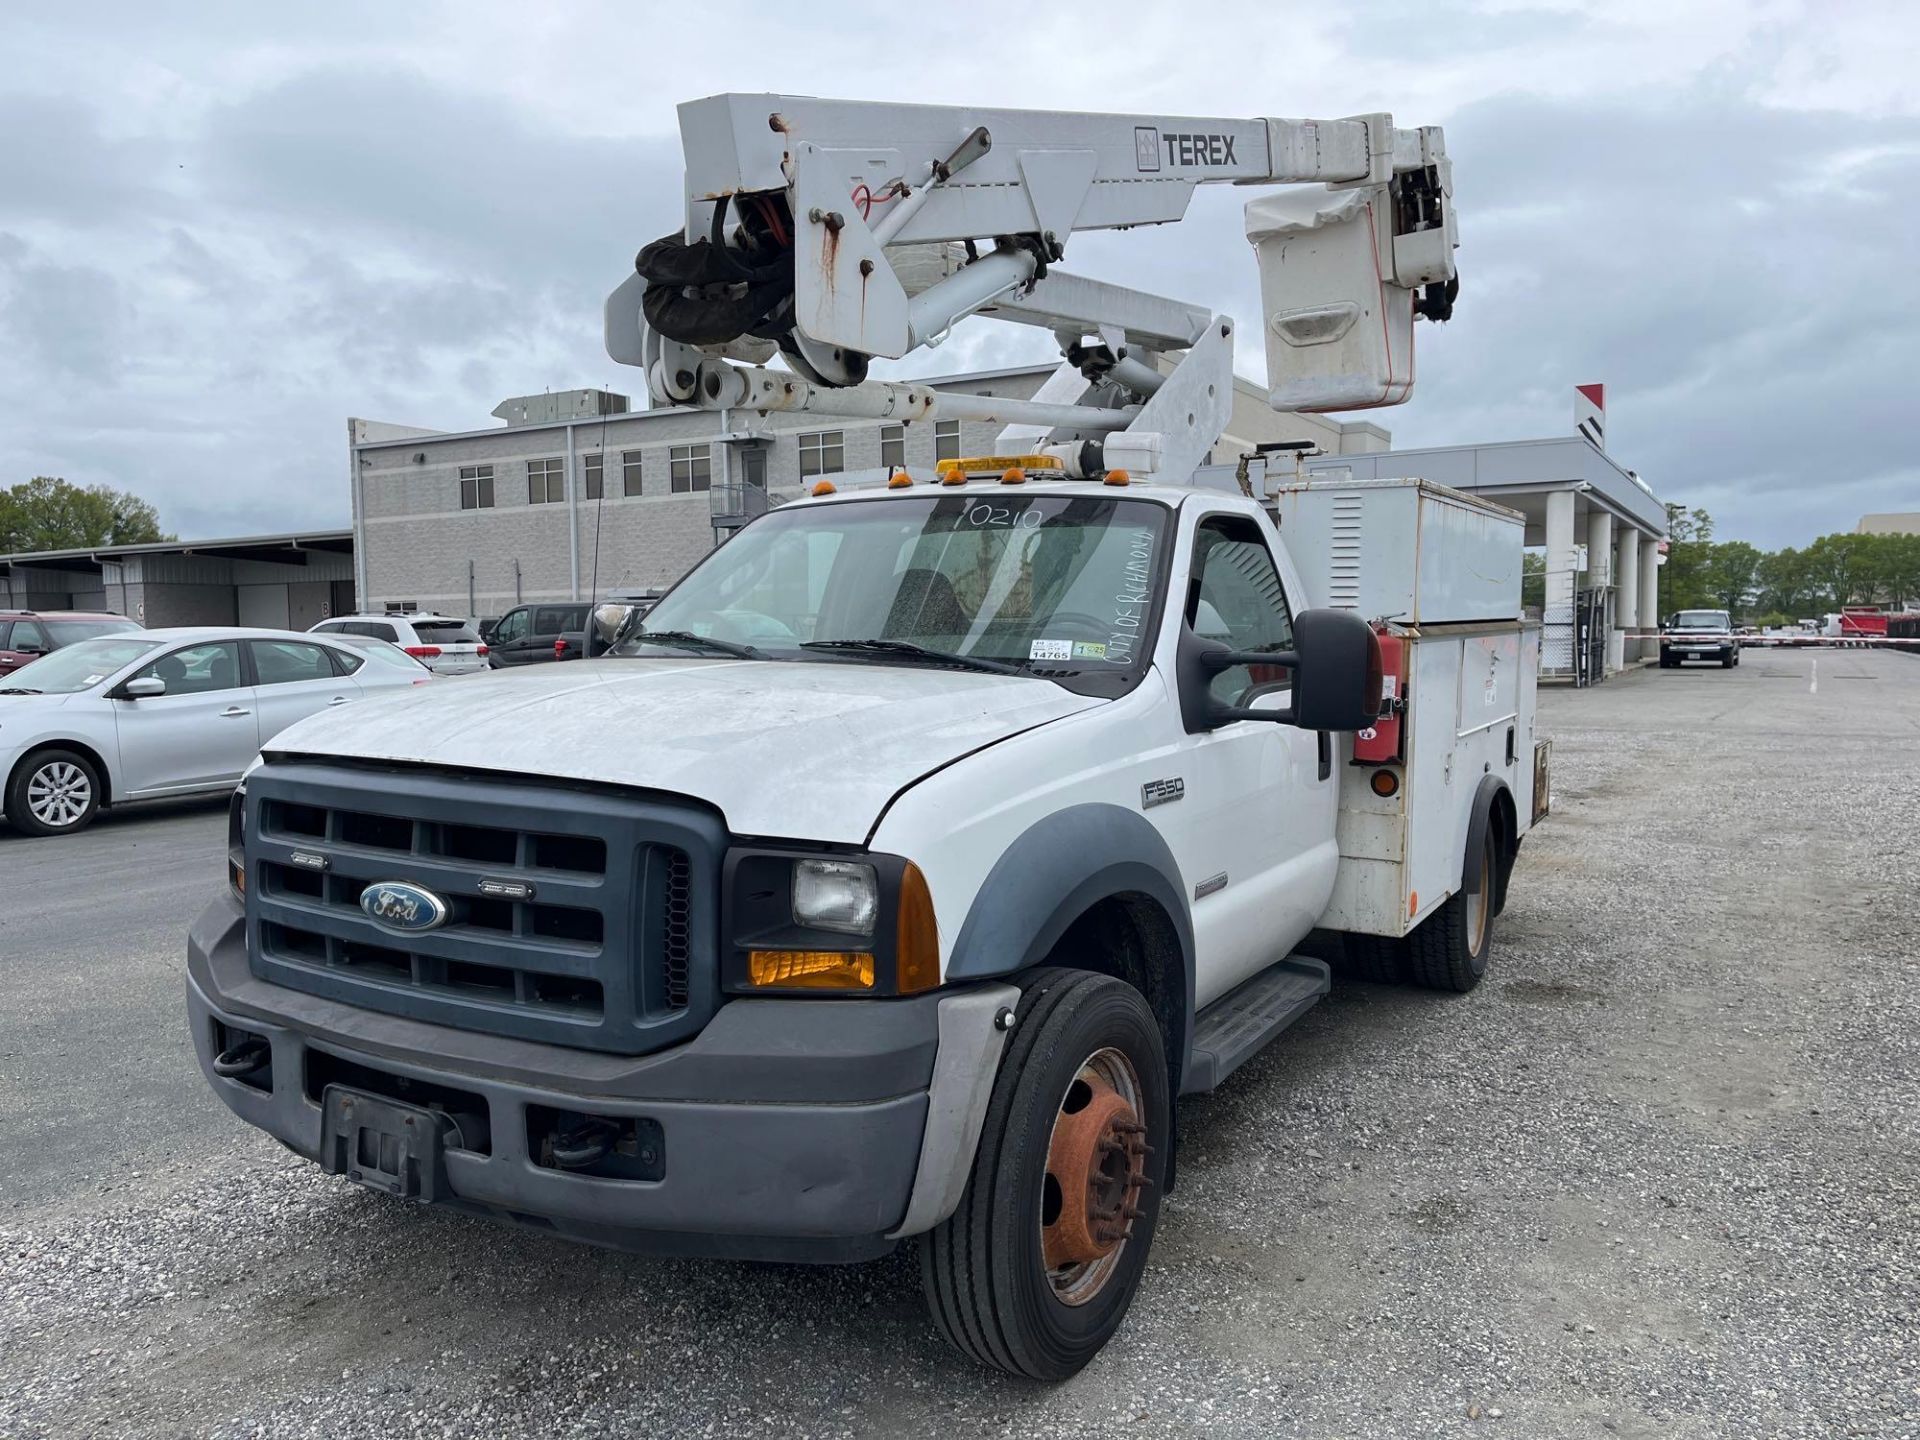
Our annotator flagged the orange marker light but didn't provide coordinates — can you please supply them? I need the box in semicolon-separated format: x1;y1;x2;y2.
1000;466;1026;484
888;471;914;488
940;469;967;486
747;949;875;991
811;480;837;496
1103;469;1131;486
1408;890;1419;917
1370;768;1401;798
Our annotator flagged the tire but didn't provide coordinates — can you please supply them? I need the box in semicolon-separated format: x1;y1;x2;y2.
920;967;1170;1380
6;748;103;837
1405;824;1498;992
1659;652;1674;669
1327;933;1407;984
1722;651;1735;668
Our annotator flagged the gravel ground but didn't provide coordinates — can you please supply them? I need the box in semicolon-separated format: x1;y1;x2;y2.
3;648;1916;1438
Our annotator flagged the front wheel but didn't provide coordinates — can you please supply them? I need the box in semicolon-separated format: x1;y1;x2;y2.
6;748;103;836
920;968;1169;1380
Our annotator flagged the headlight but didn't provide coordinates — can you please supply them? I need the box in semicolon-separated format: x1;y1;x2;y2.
723;850;939;996
792;859;876;935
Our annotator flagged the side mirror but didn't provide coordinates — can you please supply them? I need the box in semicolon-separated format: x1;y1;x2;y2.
478;620;497;643
585;601;640;658
123;676;167;698
1176;608;1381;734
14;644;47;657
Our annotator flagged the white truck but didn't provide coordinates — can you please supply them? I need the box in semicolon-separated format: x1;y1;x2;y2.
188;93;1544;1379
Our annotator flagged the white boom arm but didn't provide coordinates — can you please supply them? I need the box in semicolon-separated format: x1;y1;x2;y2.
606;94;1457;479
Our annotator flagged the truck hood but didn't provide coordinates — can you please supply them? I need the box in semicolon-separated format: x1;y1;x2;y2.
265;658;1102;842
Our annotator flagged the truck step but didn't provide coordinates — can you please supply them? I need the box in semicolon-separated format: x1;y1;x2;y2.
1183;956;1331;1094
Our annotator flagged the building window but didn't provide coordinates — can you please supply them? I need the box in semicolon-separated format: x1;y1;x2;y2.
459;465;494;510
622;450;644;497
880;424;906;469
934;420;962;462
798;430;845;478
528;457;566;504
670;443;712;493
582;454;604;500
740;445;767;488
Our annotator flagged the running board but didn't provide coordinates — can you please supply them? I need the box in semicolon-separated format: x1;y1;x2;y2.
1183;956;1330;1094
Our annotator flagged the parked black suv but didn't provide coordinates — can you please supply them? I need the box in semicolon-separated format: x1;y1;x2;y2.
1660;609;1738;668
482;603;591;667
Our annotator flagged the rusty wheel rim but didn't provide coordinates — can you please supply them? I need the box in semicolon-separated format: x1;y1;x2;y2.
1466;830;1495;955
1040;1046;1151;1307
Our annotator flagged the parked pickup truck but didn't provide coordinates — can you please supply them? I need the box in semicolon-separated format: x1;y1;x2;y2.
1660;609;1738;668
189;471;1546;1379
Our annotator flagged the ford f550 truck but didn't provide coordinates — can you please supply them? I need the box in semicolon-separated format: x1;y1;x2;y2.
187;93;1545;1378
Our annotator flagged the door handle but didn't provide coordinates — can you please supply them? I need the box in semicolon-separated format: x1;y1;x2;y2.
328;697;352;706
221;707;252;718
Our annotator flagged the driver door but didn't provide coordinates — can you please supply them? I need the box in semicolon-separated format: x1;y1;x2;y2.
1159;512;1339;1009
113;640;260;796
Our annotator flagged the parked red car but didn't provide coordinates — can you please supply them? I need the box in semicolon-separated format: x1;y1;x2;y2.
0;610;144;679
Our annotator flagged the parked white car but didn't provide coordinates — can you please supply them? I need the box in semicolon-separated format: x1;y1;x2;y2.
308;613;490;676
0;627;431;837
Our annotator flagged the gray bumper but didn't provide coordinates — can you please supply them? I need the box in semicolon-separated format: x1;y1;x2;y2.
188;896;1013;1262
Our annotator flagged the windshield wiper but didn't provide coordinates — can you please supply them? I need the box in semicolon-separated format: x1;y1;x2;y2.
0;687;44;695
626;629;763;660
801;639;1021;676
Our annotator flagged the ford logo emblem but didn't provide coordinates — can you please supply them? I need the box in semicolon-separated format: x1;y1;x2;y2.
359;880;450;934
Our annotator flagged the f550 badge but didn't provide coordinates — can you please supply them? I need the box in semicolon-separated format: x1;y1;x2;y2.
1142;777;1185;809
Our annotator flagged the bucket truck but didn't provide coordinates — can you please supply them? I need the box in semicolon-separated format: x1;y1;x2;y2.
187;93;1549;1381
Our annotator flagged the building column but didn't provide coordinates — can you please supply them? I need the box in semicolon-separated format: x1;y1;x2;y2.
1616;527;1642;662
1640;535;1661;642
1587;508;1617;672
1543;489;1576;675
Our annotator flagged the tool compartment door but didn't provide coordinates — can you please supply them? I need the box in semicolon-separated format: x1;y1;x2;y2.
1402;626;1524;928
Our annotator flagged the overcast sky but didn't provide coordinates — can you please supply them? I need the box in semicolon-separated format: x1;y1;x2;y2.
2;0;1914;550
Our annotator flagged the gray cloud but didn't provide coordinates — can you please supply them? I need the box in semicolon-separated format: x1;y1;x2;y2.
0;9;1915;554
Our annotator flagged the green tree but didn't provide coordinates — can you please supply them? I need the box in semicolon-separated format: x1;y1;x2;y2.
1756;546;1817;619
1803;533;1877;609
0;477;172;552
1660;503;1717;614
1707;540;1763;619
1522;550;1545;612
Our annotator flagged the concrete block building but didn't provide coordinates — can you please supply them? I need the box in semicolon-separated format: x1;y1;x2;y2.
0;532;355;628
349;365;1389;619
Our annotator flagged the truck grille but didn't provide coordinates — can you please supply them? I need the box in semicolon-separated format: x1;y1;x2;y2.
243;761;724;1054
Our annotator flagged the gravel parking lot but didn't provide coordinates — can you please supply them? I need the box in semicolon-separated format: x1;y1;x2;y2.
3;649;1917;1439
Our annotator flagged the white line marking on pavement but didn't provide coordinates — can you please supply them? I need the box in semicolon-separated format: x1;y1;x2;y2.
1810;657;1818;695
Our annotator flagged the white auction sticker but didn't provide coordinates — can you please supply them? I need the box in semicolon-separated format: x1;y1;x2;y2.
1029;639;1073;662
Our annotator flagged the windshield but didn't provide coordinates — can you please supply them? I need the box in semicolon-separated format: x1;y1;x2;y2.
1673;610;1730;629
622;493;1168;688
0;636;162;693
412;619;480;643
44;618;141;644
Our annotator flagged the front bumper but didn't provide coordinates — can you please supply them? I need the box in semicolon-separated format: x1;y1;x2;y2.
188;895;1013;1262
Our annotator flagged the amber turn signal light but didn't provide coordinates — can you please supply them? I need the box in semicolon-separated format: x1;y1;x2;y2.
747;949;875;990
1369;768;1401;798
896;861;941;994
